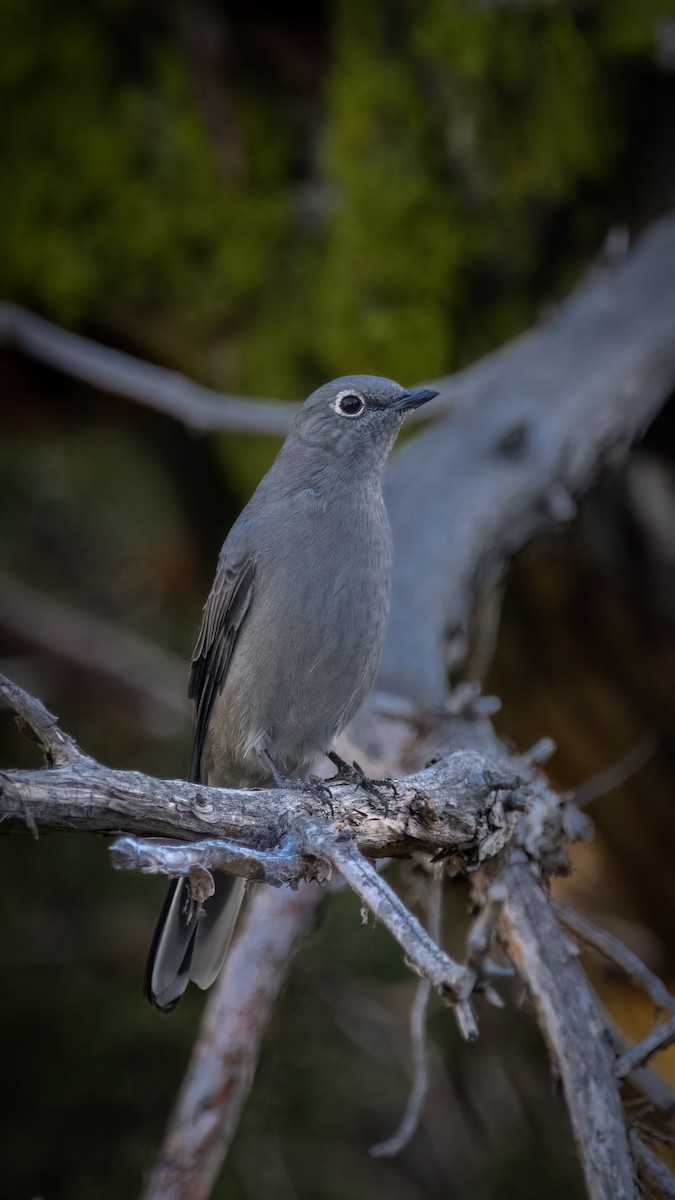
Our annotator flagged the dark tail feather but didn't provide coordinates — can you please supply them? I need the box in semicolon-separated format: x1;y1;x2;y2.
144;869;246;1011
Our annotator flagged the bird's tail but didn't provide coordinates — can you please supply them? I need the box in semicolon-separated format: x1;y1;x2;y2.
144;869;246;1011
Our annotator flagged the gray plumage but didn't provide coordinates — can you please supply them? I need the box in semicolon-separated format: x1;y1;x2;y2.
145;374;438;1010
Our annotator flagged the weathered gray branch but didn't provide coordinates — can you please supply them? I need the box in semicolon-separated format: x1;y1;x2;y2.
616;1015;675;1081
630;1132;675;1200
556;902;675;1015
0;302;297;436
379;210;675;700
110;833;306;886
500;862;639;1200
603;1009;675;1123
0;674;516;1029
314;827;477;1038
0;671;83;767
0;730;507;867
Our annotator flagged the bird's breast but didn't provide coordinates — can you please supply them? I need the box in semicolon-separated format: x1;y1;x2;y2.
219;487;393;772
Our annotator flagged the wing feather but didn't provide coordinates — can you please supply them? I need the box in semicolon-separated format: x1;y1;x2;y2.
188;554;255;783
145;546;255;1010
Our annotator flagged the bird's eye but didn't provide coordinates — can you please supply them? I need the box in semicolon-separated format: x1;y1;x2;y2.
335;391;365;417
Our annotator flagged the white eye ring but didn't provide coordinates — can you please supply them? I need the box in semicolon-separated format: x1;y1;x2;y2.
334;389;366;418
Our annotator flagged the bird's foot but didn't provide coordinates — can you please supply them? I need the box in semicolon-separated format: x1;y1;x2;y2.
303;774;335;816
256;748;334;815
326;751;397;816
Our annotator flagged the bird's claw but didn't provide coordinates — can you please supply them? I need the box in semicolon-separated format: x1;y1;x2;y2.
327;753;397;816
303;775;335;816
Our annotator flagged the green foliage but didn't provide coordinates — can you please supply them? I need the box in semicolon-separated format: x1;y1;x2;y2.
0;0;290;368
3;0;674;398
316;1;461;380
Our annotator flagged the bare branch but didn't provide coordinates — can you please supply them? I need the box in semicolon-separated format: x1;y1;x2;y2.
0;673;82;767
465;881;512;1004
617;1016;675;1080
5;213;675;461
0;302;297;436
378;209;675;701
500;862;639;1200
0;570;188;731
604;1011;675;1121
630;1132;675;1199
0;675;506;859
316;829;476;1037
370;873;442;1158
571;735;660;809
140;883;320;1200
371;974;433;1158
110;833;306;886
555;902;675;1015
112;821;478;1027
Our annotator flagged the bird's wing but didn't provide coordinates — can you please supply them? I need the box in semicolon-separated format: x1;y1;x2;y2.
144;544;255;1011
188;548;256;783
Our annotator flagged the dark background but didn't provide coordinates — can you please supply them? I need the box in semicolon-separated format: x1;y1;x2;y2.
2;2;675;1197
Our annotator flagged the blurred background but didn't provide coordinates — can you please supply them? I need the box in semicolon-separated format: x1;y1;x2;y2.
2;2;675;1197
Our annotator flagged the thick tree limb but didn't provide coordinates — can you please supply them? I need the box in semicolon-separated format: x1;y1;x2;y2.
0;751;504;861
379;210;675;700
0;674;516;1027
500;861;639;1200
0;676;510;862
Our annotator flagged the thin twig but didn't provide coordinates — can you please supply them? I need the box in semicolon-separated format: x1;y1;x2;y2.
572;735;660;808
0;673;82;766
110;833;308;886
370;872;442;1157
603;1010;675;1121
617;1016;675;1080
314;828;477;1038
630;1132;675;1199
555;902;675;1014
370;976;432;1158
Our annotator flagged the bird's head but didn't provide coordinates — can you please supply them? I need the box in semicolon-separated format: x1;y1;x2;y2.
287;375;438;476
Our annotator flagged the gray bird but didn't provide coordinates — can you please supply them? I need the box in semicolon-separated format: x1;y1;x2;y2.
145;374;438;1010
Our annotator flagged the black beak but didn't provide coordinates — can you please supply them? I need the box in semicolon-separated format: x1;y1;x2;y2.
394;387;440;413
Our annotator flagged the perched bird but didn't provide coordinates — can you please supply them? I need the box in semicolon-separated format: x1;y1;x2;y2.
145;374;438;1010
